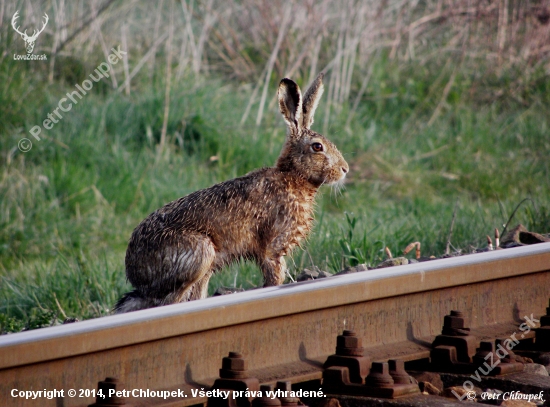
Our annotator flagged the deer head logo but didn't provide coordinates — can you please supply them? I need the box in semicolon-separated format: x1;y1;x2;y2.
11;11;49;54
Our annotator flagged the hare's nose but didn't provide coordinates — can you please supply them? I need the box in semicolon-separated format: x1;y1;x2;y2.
341;166;348;174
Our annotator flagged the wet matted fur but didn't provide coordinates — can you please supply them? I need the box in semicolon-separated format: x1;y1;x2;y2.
115;73;349;313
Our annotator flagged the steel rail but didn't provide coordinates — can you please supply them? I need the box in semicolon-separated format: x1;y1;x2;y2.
1;243;550;407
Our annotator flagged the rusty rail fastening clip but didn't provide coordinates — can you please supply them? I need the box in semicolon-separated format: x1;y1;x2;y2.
323;330;370;384
208;353;306;407
430;310;523;375
430;310;479;373
275;381;301;407
250;383;305;407
208;352;260;407
535;298;550;351
252;384;281;407
322;330;419;398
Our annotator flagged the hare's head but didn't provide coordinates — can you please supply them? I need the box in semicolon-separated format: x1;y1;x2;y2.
276;73;349;188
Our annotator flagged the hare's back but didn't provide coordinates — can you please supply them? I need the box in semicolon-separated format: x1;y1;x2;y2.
128;168;286;248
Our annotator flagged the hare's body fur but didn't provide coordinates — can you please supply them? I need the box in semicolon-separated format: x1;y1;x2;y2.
115;74;348;313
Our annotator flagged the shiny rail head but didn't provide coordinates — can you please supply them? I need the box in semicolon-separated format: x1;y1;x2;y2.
0;242;549;356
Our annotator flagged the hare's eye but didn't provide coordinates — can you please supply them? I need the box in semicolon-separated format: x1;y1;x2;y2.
311;142;324;152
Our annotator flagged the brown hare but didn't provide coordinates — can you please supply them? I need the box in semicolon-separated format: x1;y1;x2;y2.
115;73;349;313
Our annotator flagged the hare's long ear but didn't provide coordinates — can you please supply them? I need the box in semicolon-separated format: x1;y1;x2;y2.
278;78;302;132
301;72;324;129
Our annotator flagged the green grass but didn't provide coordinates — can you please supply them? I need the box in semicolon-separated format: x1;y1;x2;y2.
1;53;550;333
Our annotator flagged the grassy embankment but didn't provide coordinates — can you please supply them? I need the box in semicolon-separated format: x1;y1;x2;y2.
1;1;549;332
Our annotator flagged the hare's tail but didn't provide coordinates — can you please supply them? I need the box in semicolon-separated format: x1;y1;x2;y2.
114;289;151;313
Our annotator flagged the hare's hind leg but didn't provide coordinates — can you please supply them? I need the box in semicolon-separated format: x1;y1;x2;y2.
187;271;213;301
158;234;216;305
260;255;286;287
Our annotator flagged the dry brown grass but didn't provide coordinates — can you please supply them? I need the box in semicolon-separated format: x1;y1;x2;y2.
2;1;549;83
